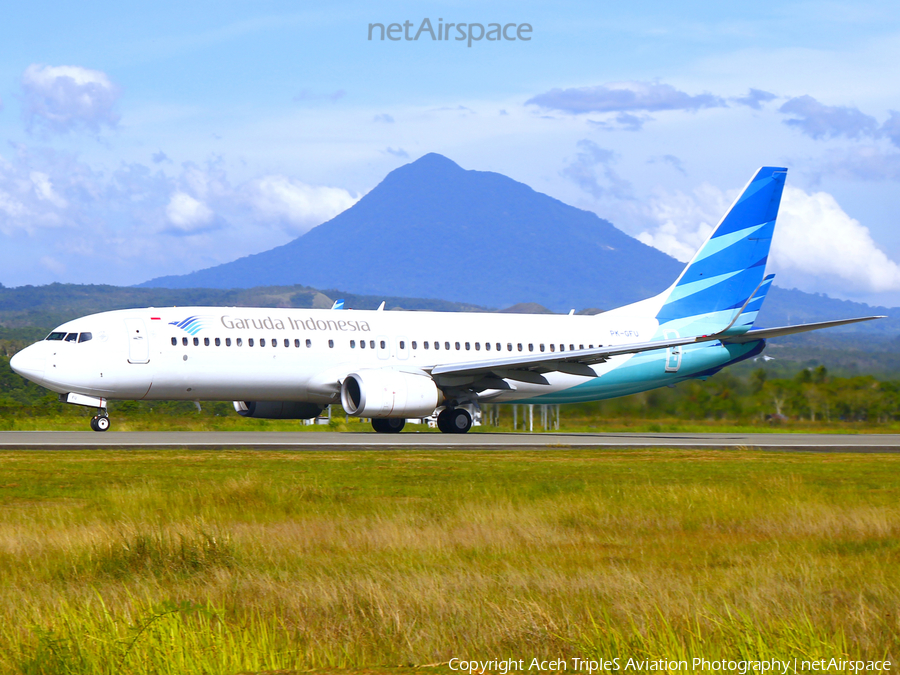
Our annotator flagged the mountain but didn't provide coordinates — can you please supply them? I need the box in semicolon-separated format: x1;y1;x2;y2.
140;154;684;312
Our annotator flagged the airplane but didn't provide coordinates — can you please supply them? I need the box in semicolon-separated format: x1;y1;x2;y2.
9;166;884;433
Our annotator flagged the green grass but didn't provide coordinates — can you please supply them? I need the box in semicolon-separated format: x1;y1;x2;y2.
0;449;897;674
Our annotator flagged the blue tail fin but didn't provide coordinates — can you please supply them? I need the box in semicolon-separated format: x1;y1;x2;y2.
655;167;787;336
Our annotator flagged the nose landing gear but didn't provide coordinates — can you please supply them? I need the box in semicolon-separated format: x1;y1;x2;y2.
90;411;110;432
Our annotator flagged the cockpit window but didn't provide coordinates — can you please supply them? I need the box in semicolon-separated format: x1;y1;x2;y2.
46;332;66;341
78;332;92;343
64;333;78;342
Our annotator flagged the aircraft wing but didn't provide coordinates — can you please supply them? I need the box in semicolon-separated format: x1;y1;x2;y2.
429;315;886;382
429;335;702;381
720;316;886;343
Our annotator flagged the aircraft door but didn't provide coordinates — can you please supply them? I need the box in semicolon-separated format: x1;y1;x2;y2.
125;318;150;364
376;336;390;360
664;330;682;373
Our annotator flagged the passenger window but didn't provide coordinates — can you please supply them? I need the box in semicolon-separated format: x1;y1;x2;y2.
455;342;460;350
570;344;575;351
517;343;523;351
540;344;545;352
193;337;199;346
79;332;92;343
370;340;375;349
360;340;366;349
226;338;232;347
350;340;356;348
528;343;533;351
215;338;221;346
424;341;429;349
445;342;450;350
284;339;289;347
46;332;66;341
485;342;491;351
183;337;188;346
589;344;594;349
249;338;255;347
294;339;300;347
465;342;470;350
412;341;417;349
507;343;512;351
579;344;584;350
307;339;312;348
550;344;555;352
260;338;266;347
400;341;405;349
380;340;386;349
496;343;501;351
65;333;78;342
171;337;177;346
204;337;210;346
434;342;439;350
237;338;243;347
329;339;335;348
475;342;480;351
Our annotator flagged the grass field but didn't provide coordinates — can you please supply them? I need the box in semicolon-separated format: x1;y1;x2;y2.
0;448;897;674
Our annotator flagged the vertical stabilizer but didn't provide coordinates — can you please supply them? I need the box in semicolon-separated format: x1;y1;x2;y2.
655;167;786;337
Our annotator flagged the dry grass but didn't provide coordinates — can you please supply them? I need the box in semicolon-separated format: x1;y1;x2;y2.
0;449;897;673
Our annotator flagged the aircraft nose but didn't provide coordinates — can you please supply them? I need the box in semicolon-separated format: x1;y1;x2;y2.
10;347;45;384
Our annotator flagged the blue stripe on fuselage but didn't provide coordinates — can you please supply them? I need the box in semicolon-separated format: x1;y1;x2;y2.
512;339;765;405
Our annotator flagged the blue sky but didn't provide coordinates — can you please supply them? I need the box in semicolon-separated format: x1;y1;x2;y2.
2;0;900;306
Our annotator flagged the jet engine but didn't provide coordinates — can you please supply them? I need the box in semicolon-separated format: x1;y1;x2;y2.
233;401;324;419
340;370;440;418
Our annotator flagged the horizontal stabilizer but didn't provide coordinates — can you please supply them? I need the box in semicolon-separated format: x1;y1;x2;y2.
722;316;886;343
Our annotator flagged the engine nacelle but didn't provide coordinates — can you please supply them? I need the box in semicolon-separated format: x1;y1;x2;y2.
340;370;439;418
233;401;324;419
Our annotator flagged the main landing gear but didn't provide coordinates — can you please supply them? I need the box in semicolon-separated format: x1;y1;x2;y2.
371;418;406;433
369;408;473;434
90;412;110;432
437;407;472;434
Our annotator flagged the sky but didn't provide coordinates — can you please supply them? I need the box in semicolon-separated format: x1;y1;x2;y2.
1;0;900;306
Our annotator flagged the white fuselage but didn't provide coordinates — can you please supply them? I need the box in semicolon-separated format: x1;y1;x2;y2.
10;303;759;408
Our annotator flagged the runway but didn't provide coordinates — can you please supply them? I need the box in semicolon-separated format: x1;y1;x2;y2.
0;431;899;452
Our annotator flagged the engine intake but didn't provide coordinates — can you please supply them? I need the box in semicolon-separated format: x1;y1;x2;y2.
233;401;324;419
341;370;439;418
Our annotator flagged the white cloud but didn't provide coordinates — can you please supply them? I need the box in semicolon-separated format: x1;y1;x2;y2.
29;171;67;208
21;64;120;134
637;183;729;261
244;175;358;234
39;256;66;275
165;192;214;231
637;182;900;297
773;186;900;293
526;81;726;115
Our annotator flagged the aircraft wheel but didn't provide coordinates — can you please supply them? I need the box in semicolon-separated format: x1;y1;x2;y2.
438;408;471;434
372;418;405;433
448;408;472;434
91;415;110;432
437;408;453;433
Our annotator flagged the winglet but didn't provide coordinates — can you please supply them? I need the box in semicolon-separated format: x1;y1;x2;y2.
331;299;345;310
